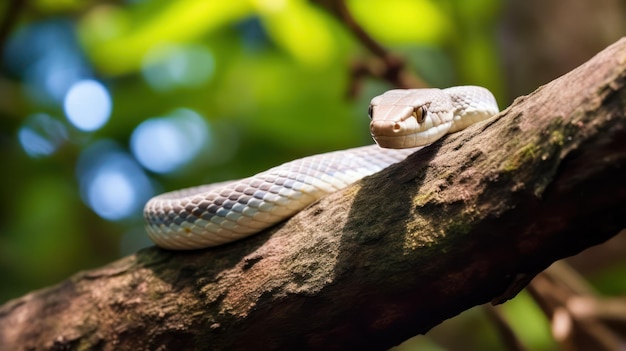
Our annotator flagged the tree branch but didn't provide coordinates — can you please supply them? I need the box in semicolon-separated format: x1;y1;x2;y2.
2;38;626;351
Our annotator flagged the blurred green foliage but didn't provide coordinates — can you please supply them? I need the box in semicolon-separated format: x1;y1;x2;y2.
0;0;586;349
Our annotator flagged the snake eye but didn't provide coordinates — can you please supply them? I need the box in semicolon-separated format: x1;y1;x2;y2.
412;106;427;123
367;105;374;119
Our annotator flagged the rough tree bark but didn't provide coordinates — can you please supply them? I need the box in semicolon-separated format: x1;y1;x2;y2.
1;38;625;351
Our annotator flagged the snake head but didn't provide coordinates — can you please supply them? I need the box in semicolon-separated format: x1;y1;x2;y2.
368;89;454;149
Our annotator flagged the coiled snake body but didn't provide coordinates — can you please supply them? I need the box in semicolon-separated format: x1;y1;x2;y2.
144;86;499;250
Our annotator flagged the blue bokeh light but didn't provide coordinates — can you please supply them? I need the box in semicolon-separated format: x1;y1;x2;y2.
130;108;211;174
64;80;112;132
76;141;154;221
3;20;91;105
141;44;215;92
18;113;68;157
88;168;136;220
235;17;271;52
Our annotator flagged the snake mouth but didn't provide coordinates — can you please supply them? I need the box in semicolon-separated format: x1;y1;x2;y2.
371;120;453;149
370;119;413;137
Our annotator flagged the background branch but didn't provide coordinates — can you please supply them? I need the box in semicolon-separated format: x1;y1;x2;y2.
312;0;426;96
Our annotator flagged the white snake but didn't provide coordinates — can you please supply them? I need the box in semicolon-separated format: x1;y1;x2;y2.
144;86;499;250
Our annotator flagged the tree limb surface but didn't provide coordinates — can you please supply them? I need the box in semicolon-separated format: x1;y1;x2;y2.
2;38;626;351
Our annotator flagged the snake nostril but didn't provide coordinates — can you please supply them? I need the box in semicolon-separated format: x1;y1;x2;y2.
392;123;401;132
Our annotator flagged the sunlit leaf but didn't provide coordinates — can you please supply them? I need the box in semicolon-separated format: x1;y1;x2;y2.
79;0;253;75
254;0;340;67
347;0;451;44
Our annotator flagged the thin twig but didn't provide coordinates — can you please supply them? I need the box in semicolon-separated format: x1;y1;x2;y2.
312;0;426;93
484;305;528;351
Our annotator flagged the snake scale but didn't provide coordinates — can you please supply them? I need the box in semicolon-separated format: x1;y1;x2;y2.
144;86;499;250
